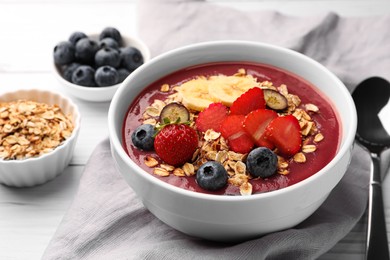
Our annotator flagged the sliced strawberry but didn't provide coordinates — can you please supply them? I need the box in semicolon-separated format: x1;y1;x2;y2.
195;102;228;132
243;109;278;149
265;115;302;156
230;87;266;115
220;115;254;154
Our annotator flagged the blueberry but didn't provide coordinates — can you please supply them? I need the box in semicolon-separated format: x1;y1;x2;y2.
120;47;144;71
72;65;96;87
246;147;277;178
99;37;119;49
196;161;228;191
117;68;131;83
95;66;119;87
53;41;75;65
99;27;122;45
95;47;121;68
131;124;155;151
75;38;99;65
62;62;81;82
69;31;87;45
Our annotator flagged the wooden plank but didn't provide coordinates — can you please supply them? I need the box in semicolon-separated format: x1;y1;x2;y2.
0;166;84;260
0;2;137;72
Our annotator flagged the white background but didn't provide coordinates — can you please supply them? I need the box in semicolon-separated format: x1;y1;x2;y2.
1;0;390;259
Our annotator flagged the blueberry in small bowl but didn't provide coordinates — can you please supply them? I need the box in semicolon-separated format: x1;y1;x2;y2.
74;38;100;65
53;27;150;102
95;47;121;68
72;65;96;87
121;46;144;71
100;27;122;45
95;66;119;87
69;31;87;45
53;41;75;66
99;38;119;49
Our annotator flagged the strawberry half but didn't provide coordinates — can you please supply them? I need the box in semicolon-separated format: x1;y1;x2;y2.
243;109;278;149
220;115;255;154
230;87;266;115
154;124;199;166
195;102;229;132
265;115;302;156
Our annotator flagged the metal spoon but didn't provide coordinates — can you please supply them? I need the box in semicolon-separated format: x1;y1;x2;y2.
352;77;390;259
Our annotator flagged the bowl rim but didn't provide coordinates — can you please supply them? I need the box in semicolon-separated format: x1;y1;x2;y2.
108;40;357;202
53;33;152;92
0;88;81;164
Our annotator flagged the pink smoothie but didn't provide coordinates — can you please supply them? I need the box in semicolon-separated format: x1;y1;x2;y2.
122;62;341;195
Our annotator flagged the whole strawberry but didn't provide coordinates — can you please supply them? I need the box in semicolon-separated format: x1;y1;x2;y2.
154;124;199;166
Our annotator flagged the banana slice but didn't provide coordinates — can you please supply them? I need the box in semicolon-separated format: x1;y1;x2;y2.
178;77;216;111
208;74;260;107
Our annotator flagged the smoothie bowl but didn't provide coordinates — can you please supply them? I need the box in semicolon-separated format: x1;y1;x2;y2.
108;41;356;241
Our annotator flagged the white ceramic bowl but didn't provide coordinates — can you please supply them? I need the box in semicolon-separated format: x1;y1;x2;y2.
0;89;81;187
108;41;357;241
53;34;151;102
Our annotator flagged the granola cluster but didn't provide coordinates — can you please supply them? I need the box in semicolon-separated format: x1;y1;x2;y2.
0;100;74;160
141;69;324;195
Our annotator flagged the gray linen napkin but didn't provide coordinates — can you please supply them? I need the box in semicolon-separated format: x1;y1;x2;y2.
43;0;390;259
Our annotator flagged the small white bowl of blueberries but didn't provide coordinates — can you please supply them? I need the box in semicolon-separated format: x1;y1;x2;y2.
53;27;151;102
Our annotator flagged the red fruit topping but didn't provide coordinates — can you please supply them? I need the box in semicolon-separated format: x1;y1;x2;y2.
154;124;199;166
196;102;229;132
265;115;302;156
230;87;266;115
220;115;255;154
243;109;278;149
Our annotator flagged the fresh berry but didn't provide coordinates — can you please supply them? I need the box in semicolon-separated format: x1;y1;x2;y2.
154;124;198;166
265;115;302;156
220;115;254;154
230;87;265;115
117;68;131;82
195;102;228;132
69;31;87;45
55;28;141;88
120;46;144;71
131;124;155;151
196;161;228;191
243;109;278;149
72;65;96;87
53;41;75;65
94;66;119;87
246;147;278;178
62;62;80;82
99;27;122;45
159;103;190;124
99;37;119;49
95;47;121;68
75;38;99;64
263;89;288;110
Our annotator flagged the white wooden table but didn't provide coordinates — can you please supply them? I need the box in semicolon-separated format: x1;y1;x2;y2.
1;1;390;259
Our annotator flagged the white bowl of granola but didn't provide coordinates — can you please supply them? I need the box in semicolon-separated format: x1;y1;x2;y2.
108;41;356;241
0;89;80;187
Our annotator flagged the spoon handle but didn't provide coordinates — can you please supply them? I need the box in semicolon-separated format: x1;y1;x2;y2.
367;153;390;260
